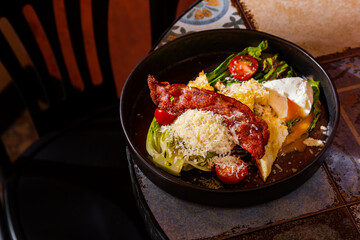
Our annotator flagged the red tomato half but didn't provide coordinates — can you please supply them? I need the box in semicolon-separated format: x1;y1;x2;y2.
215;158;248;184
154;108;177;125
228;55;258;81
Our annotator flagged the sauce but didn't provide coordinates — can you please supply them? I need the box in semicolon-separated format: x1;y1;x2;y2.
285;98;305;122
279;133;308;155
283;113;313;146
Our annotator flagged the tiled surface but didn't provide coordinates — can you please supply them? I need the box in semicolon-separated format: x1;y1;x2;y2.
136;165;340;240
237;0;360;58
238;207;359;240
322;56;360;203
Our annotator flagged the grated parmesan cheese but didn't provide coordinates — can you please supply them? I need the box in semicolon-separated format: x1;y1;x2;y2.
162;109;237;158
303;137;324;147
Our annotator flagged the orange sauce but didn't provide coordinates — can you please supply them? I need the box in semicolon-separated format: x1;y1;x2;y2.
280;112;313;154
285;98;304;122
279;133;308;155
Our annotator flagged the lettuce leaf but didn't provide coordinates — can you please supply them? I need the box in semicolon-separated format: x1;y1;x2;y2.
255;56;297;82
245;40;268;60
146;118;185;176
307;79;321;132
146;118;213;175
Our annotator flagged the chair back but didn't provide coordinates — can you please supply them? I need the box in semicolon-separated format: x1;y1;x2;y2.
0;0;118;135
149;0;179;46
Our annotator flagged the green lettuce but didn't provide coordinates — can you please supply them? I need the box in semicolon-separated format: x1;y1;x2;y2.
146;118;213;175
307;79;321;132
254;54;297;82
146;118;185;176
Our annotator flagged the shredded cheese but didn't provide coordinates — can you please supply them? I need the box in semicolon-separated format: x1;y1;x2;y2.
162;109;237;158
303;137;324;147
320;126;328;131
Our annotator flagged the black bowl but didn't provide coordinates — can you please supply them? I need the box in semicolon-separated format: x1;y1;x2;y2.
120;29;339;207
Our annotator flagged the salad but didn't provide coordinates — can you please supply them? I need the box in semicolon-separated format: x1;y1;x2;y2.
146;40;322;185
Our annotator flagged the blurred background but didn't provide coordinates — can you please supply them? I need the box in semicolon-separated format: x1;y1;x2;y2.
0;0;196;162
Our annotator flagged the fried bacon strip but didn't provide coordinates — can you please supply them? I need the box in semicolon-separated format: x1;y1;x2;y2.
148;75;269;159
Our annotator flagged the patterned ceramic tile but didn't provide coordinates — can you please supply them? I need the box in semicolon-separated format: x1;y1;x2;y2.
349;203;360;230
158;0;246;47
237;207;359;240
136;166;339;240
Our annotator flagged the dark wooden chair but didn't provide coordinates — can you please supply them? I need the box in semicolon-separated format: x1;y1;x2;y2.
0;142;10;239
0;0;118;136
0;0;155;239
149;0;180;46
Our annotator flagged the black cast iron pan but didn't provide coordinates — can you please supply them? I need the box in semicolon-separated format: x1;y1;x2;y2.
120;29;339;207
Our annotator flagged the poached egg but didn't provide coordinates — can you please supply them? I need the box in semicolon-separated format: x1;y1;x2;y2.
263;77;313;122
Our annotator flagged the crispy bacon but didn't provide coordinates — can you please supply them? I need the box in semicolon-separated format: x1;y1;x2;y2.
148;75;269;159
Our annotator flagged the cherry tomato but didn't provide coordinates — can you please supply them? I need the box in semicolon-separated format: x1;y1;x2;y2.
154;108;177;125
228;55;258;81
215;158;248;184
